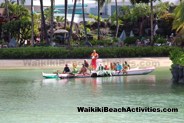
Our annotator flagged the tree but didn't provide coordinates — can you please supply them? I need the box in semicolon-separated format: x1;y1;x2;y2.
2;19;32;46
120;3;150;36
64;0;68;29
130;0;158;45
40;0;49;45
4;0;10;42
1;2;30;41
115;0;119;37
173;2;184;34
82;0;88;44
50;0;55;43
68;0;77;46
16;0;25;5
96;0;123;38
31;0;34;46
95;0;105;40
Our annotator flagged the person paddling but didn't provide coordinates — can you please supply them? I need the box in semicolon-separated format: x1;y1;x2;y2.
63;64;70;74
123;61;130;74
79;64;89;75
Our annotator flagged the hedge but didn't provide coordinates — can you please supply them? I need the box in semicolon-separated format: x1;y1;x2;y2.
0;46;179;59
170;48;184;66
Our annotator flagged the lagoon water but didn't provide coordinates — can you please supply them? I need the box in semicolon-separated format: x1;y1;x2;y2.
0;67;184;123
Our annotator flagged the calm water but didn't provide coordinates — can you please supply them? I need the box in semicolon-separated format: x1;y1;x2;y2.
0;67;184;123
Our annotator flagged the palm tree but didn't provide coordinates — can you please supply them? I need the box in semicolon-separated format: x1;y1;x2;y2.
4;0;10;22
31;0;34;46
82;0;88;44
67;0;77;46
130;0;156;45
40;0;49;45
173;2;184;33
17;0;25;5
50;0;55;43
94;0;106;40
96;0;120;38
97;0;100;40
64;0;68;29
4;0;10;42
150;0;154;45
115;0;119;38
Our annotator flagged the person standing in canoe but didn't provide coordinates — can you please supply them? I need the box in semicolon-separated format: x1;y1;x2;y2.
91;50;99;70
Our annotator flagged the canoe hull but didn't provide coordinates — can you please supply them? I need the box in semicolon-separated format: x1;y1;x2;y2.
42;67;155;79
112;67;155;76
42;72;58;78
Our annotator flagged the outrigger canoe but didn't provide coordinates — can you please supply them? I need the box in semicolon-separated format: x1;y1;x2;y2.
42;67;155;79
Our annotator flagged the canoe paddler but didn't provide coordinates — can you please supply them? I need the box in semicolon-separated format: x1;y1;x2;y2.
72;62;78;74
63;64;71;74
123;61;130;74
79;64;90;75
116;62;122;73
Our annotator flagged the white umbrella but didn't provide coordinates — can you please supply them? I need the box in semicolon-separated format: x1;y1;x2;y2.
119;30;126;41
130;30;134;37
154;24;158;35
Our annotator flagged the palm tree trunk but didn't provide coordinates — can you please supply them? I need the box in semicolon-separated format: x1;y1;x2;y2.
31;0;34;46
50;0;55;43
115;0;119;38
97;0;100;40
68;0;77;46
150;0;154;45
40;0;49;45
82;0;88;43
4;0;11;42
17;0;19;5
64;0;68;29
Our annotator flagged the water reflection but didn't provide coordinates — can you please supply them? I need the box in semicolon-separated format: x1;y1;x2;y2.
41;78;69;85
41;75;156;94
74;75;156;84
41;75;156;85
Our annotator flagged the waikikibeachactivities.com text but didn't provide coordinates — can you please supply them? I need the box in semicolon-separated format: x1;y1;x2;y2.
77;107;178;113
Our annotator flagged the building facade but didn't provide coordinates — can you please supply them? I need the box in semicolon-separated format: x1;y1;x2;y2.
0;0;180;23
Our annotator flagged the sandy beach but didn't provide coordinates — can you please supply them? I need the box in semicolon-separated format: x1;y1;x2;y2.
0;57;172;69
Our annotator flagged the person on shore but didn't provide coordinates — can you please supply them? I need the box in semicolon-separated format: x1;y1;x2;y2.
123;61;130;74
63;64;70;74
79;64;89;75
91;49;99;70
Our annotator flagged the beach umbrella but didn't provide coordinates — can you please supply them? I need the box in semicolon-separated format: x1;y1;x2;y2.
154;24;158;35
130;30;134;37
119;30;126;41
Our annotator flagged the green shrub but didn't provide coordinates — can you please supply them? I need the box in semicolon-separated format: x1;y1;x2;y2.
169;48;184;66
153;35;167;44
0;46;177;59
90;40;112;46
124;37;137;45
